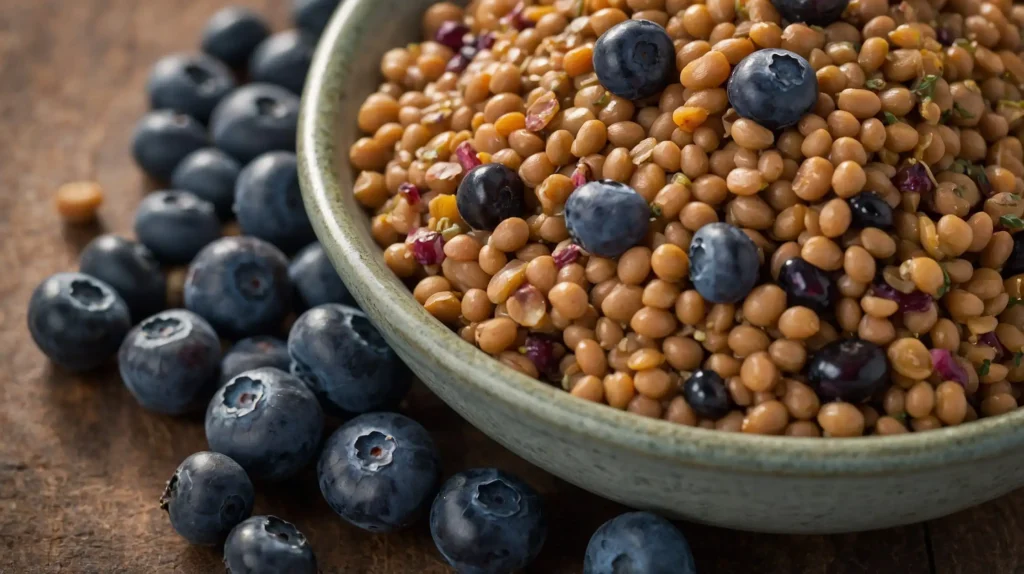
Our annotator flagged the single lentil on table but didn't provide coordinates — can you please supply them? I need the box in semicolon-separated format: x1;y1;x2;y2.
350;0;1024;437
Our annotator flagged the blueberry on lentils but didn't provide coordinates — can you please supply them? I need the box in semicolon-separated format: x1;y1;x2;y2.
161;451;254;546
147;54;236;124
289;242;354;310
770;0;850;26
564;180;651;258
224;515;317;574
777;257;836;314
727;49;817;131
221;336;292;385
134;190;222;265
184;237;293;339
293;0;342;37
688;222;760;304
430;468;547;574
206;368;324;481
288;304;410;416
584;512;696;574
249;30;315;96
682;369;730;419
210;84;300;164
318;412;441;532
79;234;166;321
807;338;890;403
131;110;209;181
1004;232;1024;278
847;192;894;230
119;309;221;415
234;151;315;253
170;148;241;220
456;164;527;231
592;20;676;101
27;273;131;372
201;6;271;68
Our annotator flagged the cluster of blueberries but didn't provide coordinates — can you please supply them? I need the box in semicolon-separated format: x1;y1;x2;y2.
26;1;701;572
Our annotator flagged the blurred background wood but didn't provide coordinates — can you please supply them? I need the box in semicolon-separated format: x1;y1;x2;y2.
0;0;1021;572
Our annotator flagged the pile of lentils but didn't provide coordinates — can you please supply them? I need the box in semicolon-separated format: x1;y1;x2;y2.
352;0;1024;437
35;1;708;572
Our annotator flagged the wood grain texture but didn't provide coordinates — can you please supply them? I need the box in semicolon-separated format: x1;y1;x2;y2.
0;0;1017;572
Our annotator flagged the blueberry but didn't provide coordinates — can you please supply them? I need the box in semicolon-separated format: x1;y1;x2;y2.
171;148;241;220
79;234;166;321
318;412;441;532
131;110;208;181
206;368;324;481
234;152;315;252
201;7;271;69
119;309;221;415
184;237;293;339
293;0;342;37
221;336;292;385
430;468;547;574
682;369;730;419
288;304;409;416
777;257;836;314
847;191;894;230
1004;232;1024;278
564;180;650;258
727;49;817;131
289;242;354;310
584;512;696;574
147;54;236;124
134;191;222;265
160;451;254;546
688;222;760;304
224;515;317;574
456;164;527;231
592;20;676;101
249;30;315;96
210;84;300;164
807;338;889;403
771;0;849;26
27;273;131;372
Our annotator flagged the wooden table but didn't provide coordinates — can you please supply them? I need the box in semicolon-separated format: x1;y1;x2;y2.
1;1;1023;572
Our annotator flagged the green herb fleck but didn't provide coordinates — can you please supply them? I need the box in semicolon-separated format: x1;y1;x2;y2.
884;111;899;125
650;203;663;217
1010;297;1024;307
595;91;611;106
913;75;939;99
894;412;909;423
575;0;585;17
937;266;951;298
1000;214;1024;229
1015;352;1022;368
939;108;953;124
954;38;977;54
735;0;749;19
953;185;965;198
865;78;886;90
953;102;974;119
1011;194;1022;201
979;359;991;377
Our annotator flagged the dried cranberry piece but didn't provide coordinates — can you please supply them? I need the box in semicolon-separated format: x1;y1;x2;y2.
398;183;421;205
553;244;581;268
892;162;933;195
406;228;445;265
435;21;470;50
522;335;557;377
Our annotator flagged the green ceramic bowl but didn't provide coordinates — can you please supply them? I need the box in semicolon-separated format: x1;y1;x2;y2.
298;0;1024;534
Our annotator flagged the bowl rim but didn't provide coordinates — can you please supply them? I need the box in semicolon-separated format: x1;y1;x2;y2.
298;0;1024;477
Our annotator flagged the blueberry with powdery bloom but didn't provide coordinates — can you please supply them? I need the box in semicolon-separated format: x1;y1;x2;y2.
456;164;527;231
220;336;291;384
210;84;300;164
147;53;236;124
1004;232;1024;278
778;257;836;314
171;148;241;220
807;338;889;403
727;49;817;131
584;512;696;574
249;30;315;95
292;0;342;37
564;180;650;258
161;451;254;546
688;222;760;304
206;367;324;481
201;7;270;68
223;515;317;574
289;242;354;310
770;0;849;26
234;151;315;253
132;110;209;181
79;234;167;322
134;191;221;265
593;19;676;101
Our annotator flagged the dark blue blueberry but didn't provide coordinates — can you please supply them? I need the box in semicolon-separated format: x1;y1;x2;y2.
118;309;221;415
171;148;241;220
682;369;730;419
147;53;236;124
27;273;131;372
688;222;760;304
727;49;817;131
771;0;849;26
1005;232;1024;278
318;412;441;532
289;242;354;310
206;368;324;481
201;7;271;69
807;338;889;403
564;180;650;258
210;84;300;164
160;451;254;546
777;257;836;314
456;164;527;231
592;20;676;101
134;190;222;265
847;191;894;230
288;304;409;416
79;234;166;322
430;468;547;574
234;152;315;253
184;236;293;339
293;0;342;37
249;30;315;96
584;512;696;574
131;110;209;181
221;336;291;385
224;515;317;574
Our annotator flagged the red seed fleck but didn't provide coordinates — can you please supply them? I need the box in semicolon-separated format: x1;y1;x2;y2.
455;141;482;172
406;228;446;265
553;244;581;268
398;183;421;204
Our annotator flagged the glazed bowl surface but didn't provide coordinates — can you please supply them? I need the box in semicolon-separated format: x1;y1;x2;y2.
297;0;1024;534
